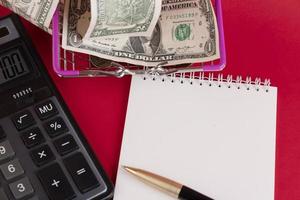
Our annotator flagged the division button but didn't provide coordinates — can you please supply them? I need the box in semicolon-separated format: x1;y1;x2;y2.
64;153;99;193
9;177;34;199
12;110;35;131
35;100;58;120
54;135;78;156
38;163;76;200
44;117;68;138
0;140;15;162
30;145;55;166
21;127;45;148
0;158;24;180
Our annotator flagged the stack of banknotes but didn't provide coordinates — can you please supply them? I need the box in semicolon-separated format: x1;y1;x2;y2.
0;0;220;67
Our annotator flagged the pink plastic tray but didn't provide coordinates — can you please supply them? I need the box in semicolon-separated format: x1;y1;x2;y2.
52;0;226;77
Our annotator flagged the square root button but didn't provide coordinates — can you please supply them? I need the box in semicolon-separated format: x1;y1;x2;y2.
12;110;35;131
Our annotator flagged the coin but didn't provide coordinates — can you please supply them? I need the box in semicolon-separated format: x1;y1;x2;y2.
90;56;112;68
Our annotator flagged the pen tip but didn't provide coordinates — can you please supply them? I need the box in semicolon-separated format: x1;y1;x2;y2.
122;166;137;174
122;165;131;171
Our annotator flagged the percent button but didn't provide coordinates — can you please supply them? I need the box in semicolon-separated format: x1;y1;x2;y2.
44;117;68;138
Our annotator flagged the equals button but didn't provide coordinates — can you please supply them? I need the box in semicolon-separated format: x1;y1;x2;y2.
76;168;86;175
64;153;99;193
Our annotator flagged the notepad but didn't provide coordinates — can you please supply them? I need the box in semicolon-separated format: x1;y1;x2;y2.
114;74;277;200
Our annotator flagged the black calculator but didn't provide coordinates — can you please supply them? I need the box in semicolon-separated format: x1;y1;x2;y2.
0;15;114;200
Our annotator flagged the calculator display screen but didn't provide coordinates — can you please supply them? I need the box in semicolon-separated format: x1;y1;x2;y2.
0;49;30;85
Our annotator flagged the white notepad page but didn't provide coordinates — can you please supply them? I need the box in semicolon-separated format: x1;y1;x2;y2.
114;75;277;200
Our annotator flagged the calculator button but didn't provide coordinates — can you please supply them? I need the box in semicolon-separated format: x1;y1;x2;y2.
64;153;99;193
38;163;76;200
0;188;9;200
0;141;15;162
35;100;58;120
30;145;55;166
21;127;45;148
12;110;35;130
0;158;24;180
54;135;78;156
0;126;6;140
44;117;68;138
9;177;34;199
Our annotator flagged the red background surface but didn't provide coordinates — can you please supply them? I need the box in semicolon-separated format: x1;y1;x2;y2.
1;0;300;199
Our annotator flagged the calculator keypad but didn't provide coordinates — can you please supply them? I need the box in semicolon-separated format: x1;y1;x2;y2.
0;97;110;199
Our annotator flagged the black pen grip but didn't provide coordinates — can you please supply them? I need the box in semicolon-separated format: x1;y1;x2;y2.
178;186;214;200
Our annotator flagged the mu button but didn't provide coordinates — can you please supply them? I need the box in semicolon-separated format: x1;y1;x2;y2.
35;100;58;120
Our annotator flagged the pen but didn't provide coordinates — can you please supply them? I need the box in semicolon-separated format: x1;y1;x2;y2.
123;166;214;200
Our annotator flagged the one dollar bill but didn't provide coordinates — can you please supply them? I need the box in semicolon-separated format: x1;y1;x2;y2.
62;0;220;66
0;0;59;32
85;0;162;38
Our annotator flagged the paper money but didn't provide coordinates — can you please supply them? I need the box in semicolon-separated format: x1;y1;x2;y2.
84;0;161;39
62;0;122;52
63;0;220;66
0;0;59;32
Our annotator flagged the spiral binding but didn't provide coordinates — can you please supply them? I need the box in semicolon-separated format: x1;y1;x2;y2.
143;72;271;92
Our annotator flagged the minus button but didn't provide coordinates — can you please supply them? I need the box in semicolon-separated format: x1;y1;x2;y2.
61;141;70;147
53;135;78;156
